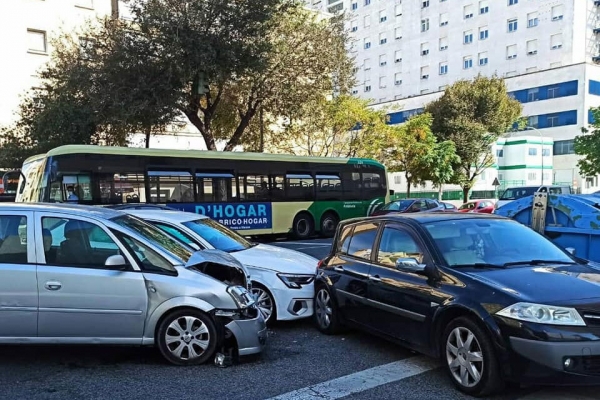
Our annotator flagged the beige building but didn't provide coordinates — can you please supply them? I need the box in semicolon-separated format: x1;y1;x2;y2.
0;0;120;126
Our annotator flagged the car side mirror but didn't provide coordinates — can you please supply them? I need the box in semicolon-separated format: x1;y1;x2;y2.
565;247;576;256
395;257;426;273
105;255;127;270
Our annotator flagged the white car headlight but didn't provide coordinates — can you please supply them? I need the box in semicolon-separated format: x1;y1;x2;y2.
496;302;586;326
277;273;315;289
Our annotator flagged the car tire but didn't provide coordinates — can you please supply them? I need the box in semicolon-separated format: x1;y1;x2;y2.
320;212;339;238
314;285;341;335
156;309;218;366
250;283;277;327
441;316;504;397
292;212;314;240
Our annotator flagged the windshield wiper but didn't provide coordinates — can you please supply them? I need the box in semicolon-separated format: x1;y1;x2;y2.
503;259;578;267
451;263;505;270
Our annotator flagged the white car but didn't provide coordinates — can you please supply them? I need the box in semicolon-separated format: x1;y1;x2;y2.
124;210;319;325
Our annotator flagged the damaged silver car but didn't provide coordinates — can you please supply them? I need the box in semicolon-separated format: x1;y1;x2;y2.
0;203;267;366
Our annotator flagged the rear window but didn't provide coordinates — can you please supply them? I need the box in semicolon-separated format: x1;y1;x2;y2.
500;187;537;200
346;222;379;261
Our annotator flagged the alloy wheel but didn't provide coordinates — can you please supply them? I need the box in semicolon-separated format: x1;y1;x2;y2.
446;326;484;388
165;316;211;361
251;287;274;323
315;288;332;329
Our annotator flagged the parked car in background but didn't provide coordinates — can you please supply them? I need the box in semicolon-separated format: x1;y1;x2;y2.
441;202;458;212
495;185;571;210
458;200;495;213
0;203;266;366
370;198;445;215
124;210;319;325
314;212;600;396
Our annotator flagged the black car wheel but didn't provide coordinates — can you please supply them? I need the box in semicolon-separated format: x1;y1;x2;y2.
442;316;504;397
157;309;218;366
314;286;341;334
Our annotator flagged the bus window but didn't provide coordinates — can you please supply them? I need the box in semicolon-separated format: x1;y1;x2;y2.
100;173;146;204
362;172;386;200
341;171;361;201
196;172;235;203
148;171;193;203
316;174;342;201
270;175;285;201
61;175;92;202
286;173;314;201
239;174;269;201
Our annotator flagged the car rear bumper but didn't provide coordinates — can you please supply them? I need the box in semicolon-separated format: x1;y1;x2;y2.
508;336;600;384
225;312;267;356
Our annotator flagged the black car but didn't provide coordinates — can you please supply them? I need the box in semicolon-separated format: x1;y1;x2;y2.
313;213;600;397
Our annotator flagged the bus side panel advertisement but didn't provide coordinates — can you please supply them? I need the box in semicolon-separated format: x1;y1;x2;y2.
179;202;273;230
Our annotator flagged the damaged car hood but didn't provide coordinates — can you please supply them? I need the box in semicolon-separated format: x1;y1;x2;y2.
184;249;250;288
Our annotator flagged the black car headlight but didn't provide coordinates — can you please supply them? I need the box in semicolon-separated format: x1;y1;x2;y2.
277;273;315;289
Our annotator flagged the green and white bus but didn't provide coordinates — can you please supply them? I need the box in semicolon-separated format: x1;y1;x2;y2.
16;145;390;238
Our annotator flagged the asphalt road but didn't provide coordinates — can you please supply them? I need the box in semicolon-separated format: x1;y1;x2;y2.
0;239;597;400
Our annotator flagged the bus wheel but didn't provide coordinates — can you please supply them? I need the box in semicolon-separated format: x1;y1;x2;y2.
320;212;339;238
292;213;314;240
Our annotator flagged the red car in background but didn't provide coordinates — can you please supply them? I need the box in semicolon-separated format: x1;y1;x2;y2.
458;200;495;213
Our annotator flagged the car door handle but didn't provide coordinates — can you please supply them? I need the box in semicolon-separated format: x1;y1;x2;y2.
334;266;344;272
369;275;382;282
44;281;62;291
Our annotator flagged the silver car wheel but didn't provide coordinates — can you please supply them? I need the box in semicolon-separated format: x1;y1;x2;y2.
446;327;484;388
165;316;210;361
251;287;274;322
315;288;332;329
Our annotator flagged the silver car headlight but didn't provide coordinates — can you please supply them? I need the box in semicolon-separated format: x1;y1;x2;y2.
496;302;586;326
226;285;255;309
277;273;315;289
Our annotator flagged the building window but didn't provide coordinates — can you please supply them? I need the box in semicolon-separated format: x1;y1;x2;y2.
547;114;559;127
422;0;430;8
528;115;539;128
553;139;574;155
479;0;489;14
478;52;488;66
365;85;372;92
379;10;387;22
365;0;371;5
364;38;371;49
351;20;358;32
395;27;402;39
27;29;47;54
395;72;402;85
394;175;402;184
421;19;430;32
496;149;504;157
440;13;448;26
528;172;537;181
379;33;387;45
464;30;473;44
542;149;551;157
464;4;474;19
421;42;430;56
527;88;539;102
364;15;371;27
551;33;563;50
379;76;386;88
506;44;517;59
508;0;518;5
439;62;448;75
395;50;402;63
395;4;402;16
551;5;564;21
527;12;539;27
528;148;538;156
479;27;488;40
463;56;473;69
352;89;359;95
508;18;518;32
439;37;448;51
421;66;430;80
527;39;538;55
379;54;387;66
352;2;358;10
547;86;559;98
364;58;371;70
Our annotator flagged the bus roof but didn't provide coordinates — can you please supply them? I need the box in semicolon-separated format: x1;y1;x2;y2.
24;145;385;168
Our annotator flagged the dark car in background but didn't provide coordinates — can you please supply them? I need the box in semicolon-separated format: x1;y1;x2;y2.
370;198;444;215
313;213;600;397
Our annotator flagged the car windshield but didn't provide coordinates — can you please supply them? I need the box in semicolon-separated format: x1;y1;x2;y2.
111;215;193;263
183;218;253;253
459;203;476;210
423;219;574;268
383;200;414;211
500;187;537;200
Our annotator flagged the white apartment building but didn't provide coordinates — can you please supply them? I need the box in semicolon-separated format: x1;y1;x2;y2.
309;0;600;195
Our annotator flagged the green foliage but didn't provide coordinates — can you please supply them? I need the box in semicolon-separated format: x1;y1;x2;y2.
425;74;522;200
574;107;600;177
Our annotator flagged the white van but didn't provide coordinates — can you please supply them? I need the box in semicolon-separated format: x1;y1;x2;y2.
494;185;572;211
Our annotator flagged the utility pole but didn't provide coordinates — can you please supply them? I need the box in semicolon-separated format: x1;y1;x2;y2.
111;0;119;19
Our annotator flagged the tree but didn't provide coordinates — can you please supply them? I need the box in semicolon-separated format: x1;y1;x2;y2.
425;74;522;202
574;107;600;177
424;141;461;201
387;113;437;197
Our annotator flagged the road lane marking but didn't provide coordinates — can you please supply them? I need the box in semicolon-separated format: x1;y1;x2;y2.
266;356;438;400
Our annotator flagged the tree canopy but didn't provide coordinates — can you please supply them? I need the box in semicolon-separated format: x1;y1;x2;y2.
425;74;522;201
574;107;600;177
